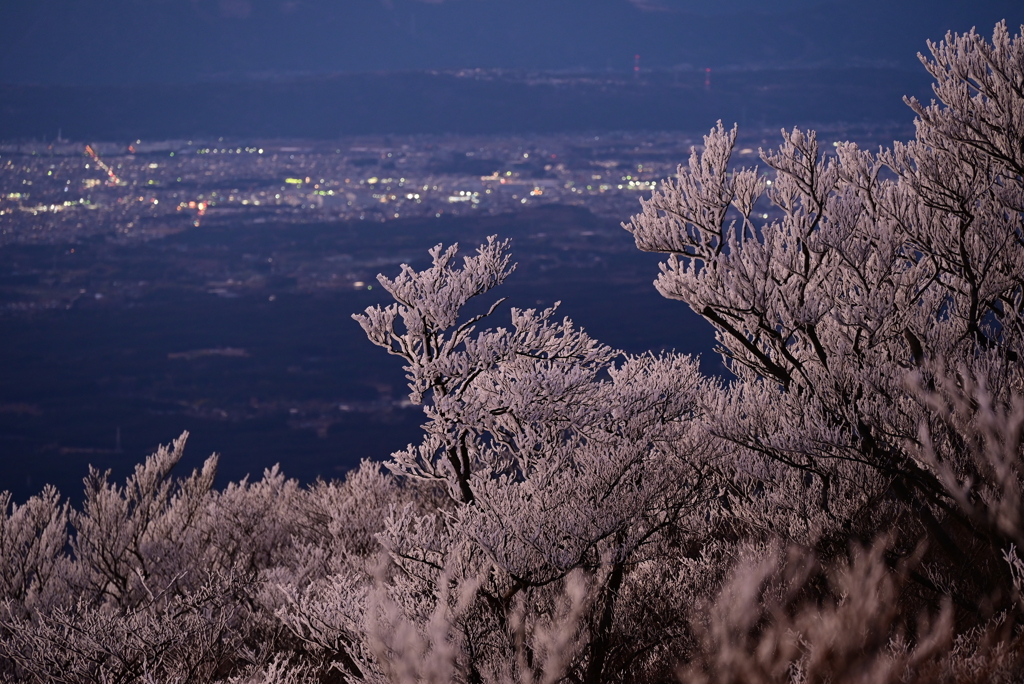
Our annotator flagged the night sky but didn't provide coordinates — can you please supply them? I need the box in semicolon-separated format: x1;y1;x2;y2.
1;0;1021;85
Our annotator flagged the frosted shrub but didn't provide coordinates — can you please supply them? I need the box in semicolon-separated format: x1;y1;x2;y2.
0;487;68;618
2;568;257;684
69;433;219;608
680;540;958;684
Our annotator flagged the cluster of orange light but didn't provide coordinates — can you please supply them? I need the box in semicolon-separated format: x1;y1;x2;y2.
83;145;123;186
176;200;208;227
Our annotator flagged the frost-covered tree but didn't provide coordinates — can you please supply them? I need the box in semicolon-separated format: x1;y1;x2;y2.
626;20;1024;622
353;236;721;682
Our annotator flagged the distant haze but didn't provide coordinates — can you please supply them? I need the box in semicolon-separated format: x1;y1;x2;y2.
1;0;1021;85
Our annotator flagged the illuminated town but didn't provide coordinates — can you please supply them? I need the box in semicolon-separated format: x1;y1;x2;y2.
0;124;905;315
0;133;696;241
0;124;908;243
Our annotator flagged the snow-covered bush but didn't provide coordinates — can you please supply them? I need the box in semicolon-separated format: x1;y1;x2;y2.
2;20;1024;684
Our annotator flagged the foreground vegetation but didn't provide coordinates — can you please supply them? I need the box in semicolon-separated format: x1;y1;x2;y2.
3;23;1024;683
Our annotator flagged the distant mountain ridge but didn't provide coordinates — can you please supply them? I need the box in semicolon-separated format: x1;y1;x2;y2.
0;67;932;141
0;0;1020;86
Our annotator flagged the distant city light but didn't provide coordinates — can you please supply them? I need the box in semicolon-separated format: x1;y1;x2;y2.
1;132;814;256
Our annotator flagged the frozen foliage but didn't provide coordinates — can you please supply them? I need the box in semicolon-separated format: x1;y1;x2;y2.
4;21;1024;684
352;235;719;682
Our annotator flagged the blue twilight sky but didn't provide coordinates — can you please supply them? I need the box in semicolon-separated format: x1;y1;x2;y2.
0;0;1021;85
